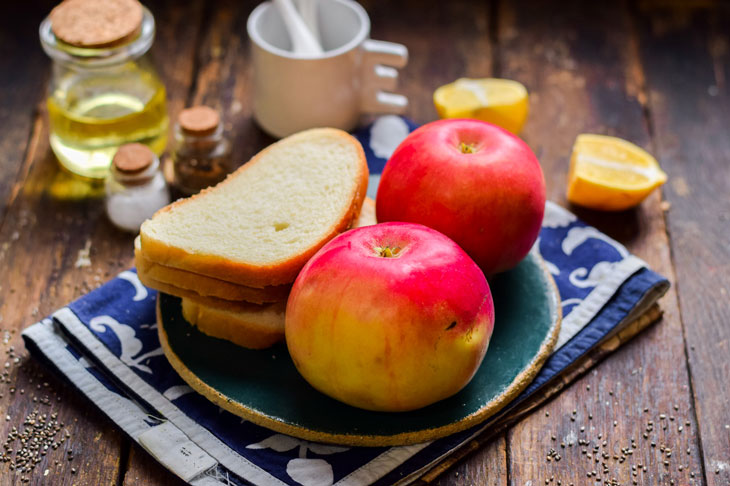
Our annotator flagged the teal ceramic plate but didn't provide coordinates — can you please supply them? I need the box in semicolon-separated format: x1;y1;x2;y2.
157;251;561;446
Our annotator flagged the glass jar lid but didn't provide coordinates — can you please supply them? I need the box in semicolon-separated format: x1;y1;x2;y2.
111;143;160;185
39;0;155;67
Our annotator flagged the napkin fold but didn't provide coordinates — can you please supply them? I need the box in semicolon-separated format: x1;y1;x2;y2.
22;117;669;486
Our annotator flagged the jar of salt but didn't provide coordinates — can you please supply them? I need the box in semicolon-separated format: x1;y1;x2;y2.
105;143;170;232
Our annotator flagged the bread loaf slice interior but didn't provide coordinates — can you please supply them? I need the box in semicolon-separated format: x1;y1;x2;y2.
139;128;368;287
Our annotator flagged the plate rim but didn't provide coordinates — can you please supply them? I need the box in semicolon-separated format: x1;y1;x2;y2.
156;252;562;446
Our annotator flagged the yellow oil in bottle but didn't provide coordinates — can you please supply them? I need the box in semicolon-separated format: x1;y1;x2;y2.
47;66;168;180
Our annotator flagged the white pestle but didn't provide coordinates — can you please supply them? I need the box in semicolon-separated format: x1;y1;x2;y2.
273;0;323;55
294;0;321;45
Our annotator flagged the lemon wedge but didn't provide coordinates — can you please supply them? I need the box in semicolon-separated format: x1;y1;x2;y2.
433;78;529;134
566;134;667;211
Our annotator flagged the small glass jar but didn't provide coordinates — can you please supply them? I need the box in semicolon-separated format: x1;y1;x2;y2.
105;143;170;232
171;106;234;195
40;1;168;180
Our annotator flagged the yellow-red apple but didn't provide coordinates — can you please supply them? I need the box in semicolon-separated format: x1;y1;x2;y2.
376;119;546;275
285;222;494;412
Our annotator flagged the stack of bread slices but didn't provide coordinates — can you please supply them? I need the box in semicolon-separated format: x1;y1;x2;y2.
135;128;372;349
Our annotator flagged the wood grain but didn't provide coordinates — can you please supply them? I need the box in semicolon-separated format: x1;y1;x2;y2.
637;3;730;484
186;0;277;167
0;0;55;226
0;1;204;484
360;0;493;124
432;436;507;486
122;445;188;486
496;1;702;486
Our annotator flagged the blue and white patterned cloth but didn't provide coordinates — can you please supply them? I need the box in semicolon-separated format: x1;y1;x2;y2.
23;117;668;486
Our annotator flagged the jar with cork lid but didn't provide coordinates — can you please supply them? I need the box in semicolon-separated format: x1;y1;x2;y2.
171;106;234;195
40;0;168;180
105;143;170;232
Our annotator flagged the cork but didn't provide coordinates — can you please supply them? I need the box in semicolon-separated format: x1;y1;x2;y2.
50;0;144;48
113;143;155;173
178;106;221;136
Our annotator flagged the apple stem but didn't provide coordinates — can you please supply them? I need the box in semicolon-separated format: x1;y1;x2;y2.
374;245;402;258
459;142;478;154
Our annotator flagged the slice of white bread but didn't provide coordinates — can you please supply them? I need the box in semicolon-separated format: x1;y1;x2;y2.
181;298;285;350
139;128;368;287
135;237;289;304
135;198;376;302
357;196;376;228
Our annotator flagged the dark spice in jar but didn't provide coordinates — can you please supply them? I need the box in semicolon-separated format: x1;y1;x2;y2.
171;106;233;195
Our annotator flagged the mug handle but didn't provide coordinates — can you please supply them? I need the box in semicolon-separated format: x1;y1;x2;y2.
361;39;409;114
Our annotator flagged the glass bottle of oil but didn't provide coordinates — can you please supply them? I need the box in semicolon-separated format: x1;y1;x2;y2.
40;2;168;180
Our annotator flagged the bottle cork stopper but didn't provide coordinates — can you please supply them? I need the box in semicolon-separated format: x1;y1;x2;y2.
113;143;155;173
178;106;221;136
50;0;144;48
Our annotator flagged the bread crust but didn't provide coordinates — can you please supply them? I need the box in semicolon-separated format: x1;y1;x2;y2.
181;298;284;350
138;271;281;314
139;128;369;287
135;246;289;304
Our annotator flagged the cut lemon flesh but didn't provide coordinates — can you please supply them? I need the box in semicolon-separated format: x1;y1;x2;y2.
433;78;529;134
567;134;667;211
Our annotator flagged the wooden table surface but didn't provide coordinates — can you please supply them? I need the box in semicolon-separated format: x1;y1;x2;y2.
1;0;728;484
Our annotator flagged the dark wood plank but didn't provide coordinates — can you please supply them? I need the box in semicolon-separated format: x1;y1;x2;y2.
0;116;129;486
432;434;507;486
496;1;702;485
636;2;730;484
185;0;277;165
0;0;55;224
0;1;205;484
360;0;493;124
122;445;188;486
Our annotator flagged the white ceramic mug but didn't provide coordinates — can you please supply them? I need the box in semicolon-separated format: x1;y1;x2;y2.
247;0;409;138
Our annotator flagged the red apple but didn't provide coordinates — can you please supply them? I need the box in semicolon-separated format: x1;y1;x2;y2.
285;222;494;412
376;119;546;275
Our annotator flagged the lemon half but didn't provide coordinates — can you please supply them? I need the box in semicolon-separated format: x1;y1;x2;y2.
433;78;529;134
567;134;667;211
